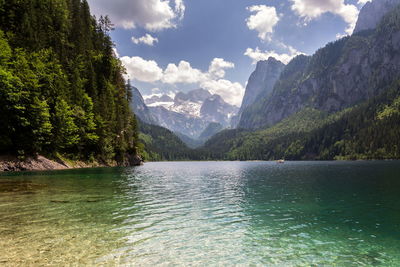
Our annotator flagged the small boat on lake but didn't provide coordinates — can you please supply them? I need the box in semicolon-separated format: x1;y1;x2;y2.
277;159;285;164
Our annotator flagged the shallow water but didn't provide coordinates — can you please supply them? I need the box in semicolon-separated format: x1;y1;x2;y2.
1;161;400;266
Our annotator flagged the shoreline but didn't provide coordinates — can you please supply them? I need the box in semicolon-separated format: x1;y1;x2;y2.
1;157;398;173
0;154;143;172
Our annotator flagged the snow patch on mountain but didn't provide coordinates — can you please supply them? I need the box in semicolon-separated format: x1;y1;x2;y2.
169;101;202;117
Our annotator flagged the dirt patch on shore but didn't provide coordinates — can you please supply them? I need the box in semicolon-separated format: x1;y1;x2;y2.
0;155;69;172
0;154;143;172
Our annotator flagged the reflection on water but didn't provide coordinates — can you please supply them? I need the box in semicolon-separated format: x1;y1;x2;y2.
0;161;400;265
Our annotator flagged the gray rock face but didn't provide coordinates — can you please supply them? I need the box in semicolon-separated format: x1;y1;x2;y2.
131;87;156;124
174;88;212;103
145;94;173;105
200;95;239;127
240;58;285;112
239;5;400;129
233;57;285;128
354;0;400;33
199;122;224;141
149;106;209;138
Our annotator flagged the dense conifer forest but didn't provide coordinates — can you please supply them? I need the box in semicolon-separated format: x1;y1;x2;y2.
0;0;139;164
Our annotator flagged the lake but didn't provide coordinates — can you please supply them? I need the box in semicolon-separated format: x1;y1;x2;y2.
1;161;400;266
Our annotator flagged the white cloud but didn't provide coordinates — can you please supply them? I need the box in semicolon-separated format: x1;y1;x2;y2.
208;58;235;79
132;34;159;46
244;46;303;64
162;61;206;84
88;0;185;31
143;93;163;100
120;56;244;106
112;48;119;58
162;58;243;105
246;5;280;41
357;0;371;5
144;90;176;100
120;56;163;82
200;79;244;107
152;87;161;93
174;0;186;20
290;0;359;34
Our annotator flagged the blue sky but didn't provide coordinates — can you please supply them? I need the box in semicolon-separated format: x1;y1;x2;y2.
87;0;370;106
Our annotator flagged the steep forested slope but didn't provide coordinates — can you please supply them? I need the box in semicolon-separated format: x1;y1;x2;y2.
0;0;139;164
201;79;400;160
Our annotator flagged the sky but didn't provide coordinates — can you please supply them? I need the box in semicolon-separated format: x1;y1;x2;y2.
87;0;371;106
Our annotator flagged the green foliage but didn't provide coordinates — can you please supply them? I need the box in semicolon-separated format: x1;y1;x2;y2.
0;0;139;164
53;98;79;150
138;120;192;161
377;96;400;120
200;80;400;161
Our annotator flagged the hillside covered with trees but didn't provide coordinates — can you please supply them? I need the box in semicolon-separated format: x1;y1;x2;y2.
0;0;141;165
196;80;400;160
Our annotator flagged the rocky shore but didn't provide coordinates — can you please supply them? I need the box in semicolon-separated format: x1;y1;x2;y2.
0;154;143;172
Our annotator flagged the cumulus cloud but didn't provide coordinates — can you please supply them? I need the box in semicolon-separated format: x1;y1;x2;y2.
290;0;359;34
357;0;371;4
132;34;159;46
162;61;206;84
246;5;280;41
88;0;185;31
200;79;244;107
244;46;303;64
120;56;244;106
120;56;163;82
174;0;186;20
144;90;176;100
208;58;235;79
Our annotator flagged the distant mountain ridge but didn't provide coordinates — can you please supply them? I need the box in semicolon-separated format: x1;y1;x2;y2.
132;87;237;145
145;94;174;105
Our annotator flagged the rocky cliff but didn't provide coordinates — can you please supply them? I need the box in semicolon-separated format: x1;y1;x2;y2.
200;94;238;127
240;57;285;112
233;57;285;127
239;4;400;129
354;0;400;33
131;86;156;124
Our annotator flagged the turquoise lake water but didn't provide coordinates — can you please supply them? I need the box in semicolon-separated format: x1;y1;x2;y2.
0;161;400;266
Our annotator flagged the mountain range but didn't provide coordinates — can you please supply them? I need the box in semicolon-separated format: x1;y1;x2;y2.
132;0;400;161
132;87;238;147
200;0;400;160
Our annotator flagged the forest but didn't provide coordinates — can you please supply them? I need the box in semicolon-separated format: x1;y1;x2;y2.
0;0;140;165
194;80;400;161
0;0;399;164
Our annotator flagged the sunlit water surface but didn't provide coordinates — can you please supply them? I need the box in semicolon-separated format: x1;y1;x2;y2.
1;161;400;266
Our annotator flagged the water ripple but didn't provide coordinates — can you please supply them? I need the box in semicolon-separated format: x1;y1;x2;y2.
0;161;400;265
